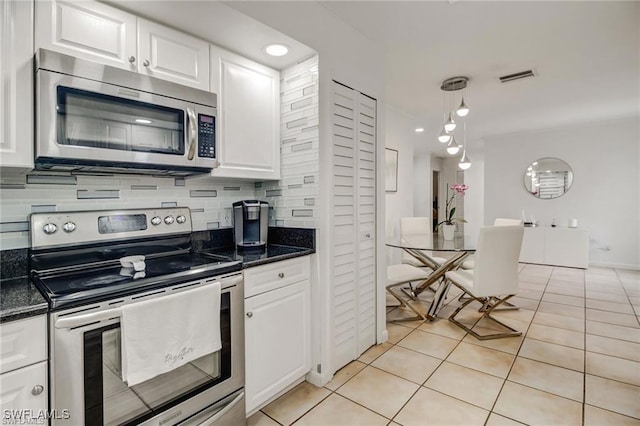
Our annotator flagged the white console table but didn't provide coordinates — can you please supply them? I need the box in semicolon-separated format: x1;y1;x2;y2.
520;227;589;269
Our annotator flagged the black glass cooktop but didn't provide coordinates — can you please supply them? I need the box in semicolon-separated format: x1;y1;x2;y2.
31;252;241;311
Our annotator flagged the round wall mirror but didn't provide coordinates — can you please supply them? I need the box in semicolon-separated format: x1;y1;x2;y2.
523;157;573;199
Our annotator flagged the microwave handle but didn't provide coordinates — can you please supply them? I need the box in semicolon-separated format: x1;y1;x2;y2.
187;108;197;160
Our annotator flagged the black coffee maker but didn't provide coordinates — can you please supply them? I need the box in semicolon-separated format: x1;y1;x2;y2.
232;200;269;249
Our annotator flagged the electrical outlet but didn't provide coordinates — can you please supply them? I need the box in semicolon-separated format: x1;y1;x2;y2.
222;208;232;227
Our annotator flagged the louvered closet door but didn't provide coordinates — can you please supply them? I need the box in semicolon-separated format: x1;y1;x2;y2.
356;93;377;355
330;81;376;370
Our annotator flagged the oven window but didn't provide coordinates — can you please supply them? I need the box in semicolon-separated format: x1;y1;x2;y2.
56;86;185;155
83;292;232;426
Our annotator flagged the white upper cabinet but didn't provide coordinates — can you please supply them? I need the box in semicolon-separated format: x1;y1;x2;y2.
137;19;209;91
35;1;209;91
210;45;280;180
0;0;34;169
35;0;137;71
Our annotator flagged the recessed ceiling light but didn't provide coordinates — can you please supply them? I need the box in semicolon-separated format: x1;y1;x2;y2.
415;127;425;133
264;43;289;57
135;119;152;124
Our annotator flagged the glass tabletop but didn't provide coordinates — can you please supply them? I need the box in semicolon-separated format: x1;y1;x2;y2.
386;233;477;252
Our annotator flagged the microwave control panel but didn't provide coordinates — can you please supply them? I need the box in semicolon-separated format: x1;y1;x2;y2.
197;114;216;158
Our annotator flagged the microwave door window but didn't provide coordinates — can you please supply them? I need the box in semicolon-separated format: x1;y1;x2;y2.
57;87;185;155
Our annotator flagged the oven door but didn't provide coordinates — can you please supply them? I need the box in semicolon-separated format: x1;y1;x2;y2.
36;69;217;172
50;274;244;426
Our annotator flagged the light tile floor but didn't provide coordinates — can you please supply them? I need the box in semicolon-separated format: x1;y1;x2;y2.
248;264;640;425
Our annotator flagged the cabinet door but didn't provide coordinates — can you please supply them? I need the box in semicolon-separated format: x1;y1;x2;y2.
0;361;48;420
137;19;209;91
244;281;310;414
0;0;33;169
35;0;137;71
520;227;545;264
210;45;280;180
544;228;589;268
0;316;47;374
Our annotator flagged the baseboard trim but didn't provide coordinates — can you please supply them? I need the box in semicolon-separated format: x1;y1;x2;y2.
589;261;640;271
306;369;333;387
379;328;389;344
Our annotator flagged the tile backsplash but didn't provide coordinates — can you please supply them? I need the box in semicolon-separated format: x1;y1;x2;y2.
0;55;320;250
258;56;319;229
0;173;256;249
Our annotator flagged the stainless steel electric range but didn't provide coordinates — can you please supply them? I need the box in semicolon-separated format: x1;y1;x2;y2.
30;207;246;426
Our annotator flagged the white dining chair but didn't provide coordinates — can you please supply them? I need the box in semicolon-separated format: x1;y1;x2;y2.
461;218;523;270
444;225;524;340
400;217;448;269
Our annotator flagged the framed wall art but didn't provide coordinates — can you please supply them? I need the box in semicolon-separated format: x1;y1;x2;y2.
385;148;398;192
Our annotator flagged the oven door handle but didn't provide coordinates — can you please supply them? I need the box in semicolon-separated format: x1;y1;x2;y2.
55;277;240;329
55;307;122;329
219;275;242;289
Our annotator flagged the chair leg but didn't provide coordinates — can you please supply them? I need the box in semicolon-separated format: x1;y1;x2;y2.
479;296;519;312
402;279;437;300
386;283;429;322
449;291;522;340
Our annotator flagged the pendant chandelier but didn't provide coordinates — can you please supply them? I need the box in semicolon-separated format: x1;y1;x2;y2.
438;76;472;170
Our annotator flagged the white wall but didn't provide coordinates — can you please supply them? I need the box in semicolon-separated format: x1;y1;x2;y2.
463;151;484;239
413;154;431;217
484;118;639;269
385;104;417;265
425;152;484;238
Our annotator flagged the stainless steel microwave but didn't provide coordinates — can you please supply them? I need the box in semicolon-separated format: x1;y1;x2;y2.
35;49;218;177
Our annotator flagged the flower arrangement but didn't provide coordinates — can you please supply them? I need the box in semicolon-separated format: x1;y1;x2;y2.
436;183;469;230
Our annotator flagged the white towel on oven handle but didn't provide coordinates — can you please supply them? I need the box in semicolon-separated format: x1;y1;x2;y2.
120;282;221;387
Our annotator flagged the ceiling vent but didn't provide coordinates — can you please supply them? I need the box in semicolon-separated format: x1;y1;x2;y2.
499;70;536;83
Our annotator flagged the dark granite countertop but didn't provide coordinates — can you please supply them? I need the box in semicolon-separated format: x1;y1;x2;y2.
0;277;48;323
199;244;314;268
0;227;315;322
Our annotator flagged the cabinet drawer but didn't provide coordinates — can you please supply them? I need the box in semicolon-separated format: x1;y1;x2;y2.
0;361;48;416
0;316;47;374
244;256;310;298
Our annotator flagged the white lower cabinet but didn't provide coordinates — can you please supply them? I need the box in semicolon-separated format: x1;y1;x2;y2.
520;227;589;268
244;257;310;414
0;315;48;423
0;362;48;419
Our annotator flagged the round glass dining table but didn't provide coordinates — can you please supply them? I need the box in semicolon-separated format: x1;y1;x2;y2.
386;233;477;320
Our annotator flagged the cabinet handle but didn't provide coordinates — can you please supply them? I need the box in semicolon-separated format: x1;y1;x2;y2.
278;272;284;279
31;385;44;396
128;56;136;63
143;59;150;67
246;312;253;318
365;233;371;238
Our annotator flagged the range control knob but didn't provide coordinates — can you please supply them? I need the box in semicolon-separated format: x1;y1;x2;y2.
151;216;162;226
43;223;57;235
164;216;175;225
176;215;187;224
62;221;76;233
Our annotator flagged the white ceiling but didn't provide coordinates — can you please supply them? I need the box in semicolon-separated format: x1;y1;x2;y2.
111;1;639;156
317;1;640;154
